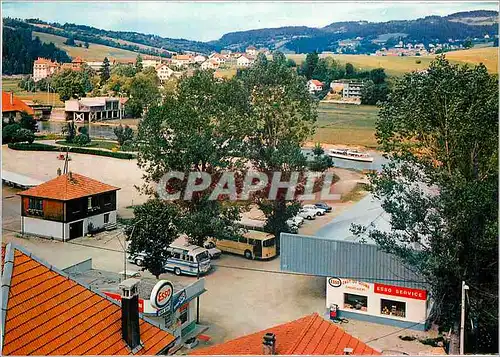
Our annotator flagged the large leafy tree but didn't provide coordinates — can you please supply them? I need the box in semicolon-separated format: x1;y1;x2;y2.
352;56;498;353
52;69;92;101
300;51;319;80
126;70;160;117
239;52;318;251
126;199;180;279
136;70;250;246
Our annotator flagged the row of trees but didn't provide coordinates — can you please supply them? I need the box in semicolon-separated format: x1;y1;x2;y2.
128;52;328;276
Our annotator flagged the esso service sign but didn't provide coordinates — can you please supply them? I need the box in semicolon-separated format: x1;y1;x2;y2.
328;277;342;288
150;280;174;309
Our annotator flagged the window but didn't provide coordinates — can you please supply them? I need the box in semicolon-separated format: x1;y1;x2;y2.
381;299;406;318
343;293;368;312
263;238;276;247
28;198;43;211
88;196;99;211
104;213;110;224
248;239;255;246
88;197;92;210
173;252;181;259
238;237;248;244
103;194;112;206
179;304;189;324
189;256;194;262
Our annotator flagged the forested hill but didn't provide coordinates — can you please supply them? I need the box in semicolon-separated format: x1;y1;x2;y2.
2;25;71;75
211;10;498;52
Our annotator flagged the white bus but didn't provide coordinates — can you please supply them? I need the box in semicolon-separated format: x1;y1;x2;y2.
165;243;211;276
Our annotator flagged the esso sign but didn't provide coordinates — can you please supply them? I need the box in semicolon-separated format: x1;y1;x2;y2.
150;280;174;309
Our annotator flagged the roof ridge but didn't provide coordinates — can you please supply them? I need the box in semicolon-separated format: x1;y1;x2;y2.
1;243;15;354
284;312;319;354
5;242;164;330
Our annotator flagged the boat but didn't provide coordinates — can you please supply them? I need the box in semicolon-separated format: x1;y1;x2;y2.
328;148;374;162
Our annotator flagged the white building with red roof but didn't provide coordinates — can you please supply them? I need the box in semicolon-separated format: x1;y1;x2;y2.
33;57;59;82
17;172;120;241
307;79;324;93
236;55;254;67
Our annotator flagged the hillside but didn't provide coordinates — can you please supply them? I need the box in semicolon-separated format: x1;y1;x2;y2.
32;31;140;61
211;10;498;53
286;47;498;76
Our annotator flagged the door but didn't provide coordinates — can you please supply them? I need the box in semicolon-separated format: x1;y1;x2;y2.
69;220;84;240
253;240;262;258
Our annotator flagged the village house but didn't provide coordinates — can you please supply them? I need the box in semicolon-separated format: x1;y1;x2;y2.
210;53;228;65
33;57;59;82
307;79;324;93
85;61;104;71
191;313;380;355
330;80;364;101
142;56;162;69
155;63;174;81
194;54;206;63
2;91;35;122
236;54;254;67
61;56;85;71
1;243;177;355
65;96;127;122
171;54;194;67
201;59;219;70
245;45;258;56
18;172;119;241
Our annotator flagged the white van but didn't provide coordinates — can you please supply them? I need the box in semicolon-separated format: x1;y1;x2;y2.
165;243;211;276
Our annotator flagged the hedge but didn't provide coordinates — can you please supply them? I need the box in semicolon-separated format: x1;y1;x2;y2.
7;142;137;160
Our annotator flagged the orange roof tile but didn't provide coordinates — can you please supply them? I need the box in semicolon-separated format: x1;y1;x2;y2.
18;173;119;201
2;92;35;115
191;313;380;355
1;243;176;355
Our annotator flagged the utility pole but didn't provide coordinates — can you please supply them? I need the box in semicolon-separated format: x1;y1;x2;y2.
119;92;123;125
196;261;200;324
460;281;469;355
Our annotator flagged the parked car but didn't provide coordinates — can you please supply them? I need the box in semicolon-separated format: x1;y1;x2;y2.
298;209;316;220
302;205;326;216
314;202;332;212
287;216;304;227
127;251;147;266
203;241;222;259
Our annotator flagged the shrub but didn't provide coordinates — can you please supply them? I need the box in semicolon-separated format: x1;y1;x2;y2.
8;142;136;159
14;128;35;144
121;139;136;151
114;124;134;145
415;59;422;64
2;124;21;143
74;133;91;145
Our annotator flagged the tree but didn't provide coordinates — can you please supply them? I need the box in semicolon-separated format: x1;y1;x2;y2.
286;58;296;68
300;51;319;80
135;54;143;72
63;121;76;143
64;37;76;46
84;41;89;49
100;57;110;84
369;68;386;85
361;80;389;105
345;63;355;78
2;123;21;144
126;199;180;278
126;71;160;117
113;124;134;145
352;56;498;353
52;69;92;101
309;143;333;172
19;112;38;132
463;39;473;48
14;128;35;144
239;52;318;251
136;70;250;247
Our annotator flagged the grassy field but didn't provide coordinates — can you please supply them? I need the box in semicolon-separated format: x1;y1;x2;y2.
55;140;119;151
33;31;139;61
287;47;498;76
2;78;64;106
312;103;378;147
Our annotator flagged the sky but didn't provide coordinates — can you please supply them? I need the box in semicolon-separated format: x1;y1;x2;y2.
2;1;498;42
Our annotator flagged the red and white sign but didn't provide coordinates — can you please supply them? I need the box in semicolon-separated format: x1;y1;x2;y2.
150;280;174;309
104;292;145;312
374;283;427;300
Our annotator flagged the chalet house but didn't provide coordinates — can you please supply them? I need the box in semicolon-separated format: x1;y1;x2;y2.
155;63;174;81
18;172;120;241
236;55;254;67
2;91;35;122
201;59;219;70
307;79;324;93
61;56;85;71
33;57;59;82
245;45;258;56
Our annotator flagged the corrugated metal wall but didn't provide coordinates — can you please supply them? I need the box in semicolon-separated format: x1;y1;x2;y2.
280;233;428;290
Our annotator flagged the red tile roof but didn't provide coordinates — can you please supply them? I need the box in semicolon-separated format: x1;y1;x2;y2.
1;243;176;355
310;80;323;87
191;313;380;355
18;173;120;201
2;92;35;115
34;57;58;66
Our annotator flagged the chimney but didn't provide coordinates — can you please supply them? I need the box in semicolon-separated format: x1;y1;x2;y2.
262;332;276;355
343;348;353;355
68;171;73;180
57;168;62;176
119;278;142;352
10;91;14;105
